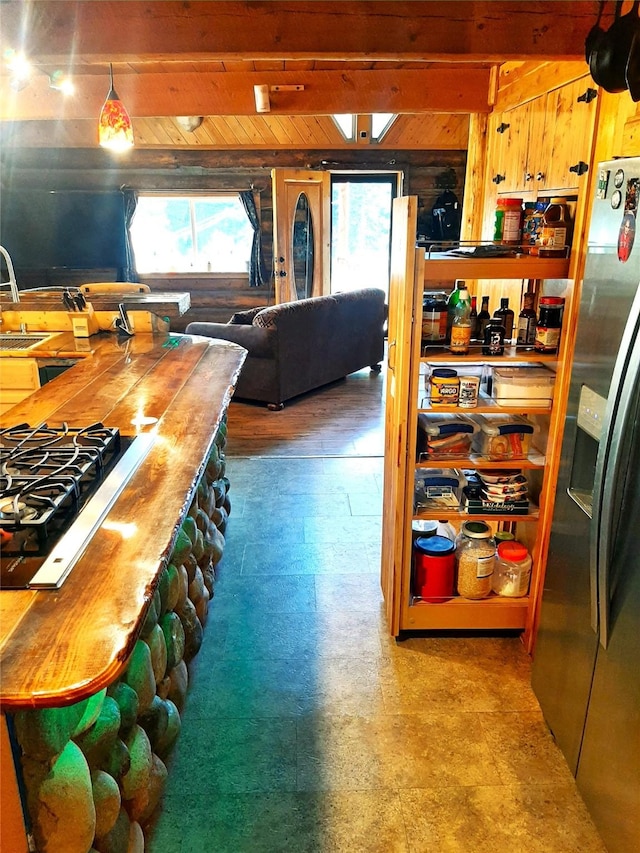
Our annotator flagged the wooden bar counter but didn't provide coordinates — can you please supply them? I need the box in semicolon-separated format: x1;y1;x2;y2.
0;331;246;853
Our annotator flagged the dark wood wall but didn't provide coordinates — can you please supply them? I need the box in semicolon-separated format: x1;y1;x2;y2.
1;148;466;330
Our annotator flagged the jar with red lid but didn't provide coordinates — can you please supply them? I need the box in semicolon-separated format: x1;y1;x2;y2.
494;198;523;244
534;296;565;354
492;540;532;597
413;535;456;602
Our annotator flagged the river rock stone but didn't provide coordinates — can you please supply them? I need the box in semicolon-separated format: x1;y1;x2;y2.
171;528;193;567
145;623;168;685
156;567;170;616
188;565;205;605
101;738;130;783
177;596;203;661
160;610;186;671
137;695;169;754
139;595;158;639
92;769;121;839
72;690;107;738
74;695;121;767
165;563;180;612
128;820;145;852
195;584;210;626
183;551;198;583
122;640;156;714
94;806;130;853
108;682;139;736
121;725;152;802
15;700;90;762
154;699;181;759
33;740;96;853
137;753;168;825
167;660;188;712
175;563;189;610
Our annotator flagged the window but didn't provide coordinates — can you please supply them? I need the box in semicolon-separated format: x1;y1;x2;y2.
130;193;254;274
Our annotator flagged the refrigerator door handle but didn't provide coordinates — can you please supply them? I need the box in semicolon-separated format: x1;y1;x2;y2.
592;283;640;647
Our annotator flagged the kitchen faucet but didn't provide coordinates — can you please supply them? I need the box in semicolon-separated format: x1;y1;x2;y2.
0;244;23;331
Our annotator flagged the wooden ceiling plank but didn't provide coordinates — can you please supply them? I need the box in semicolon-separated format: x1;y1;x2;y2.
1;2;606;63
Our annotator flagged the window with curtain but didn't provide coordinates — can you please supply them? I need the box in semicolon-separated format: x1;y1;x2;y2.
130;193;254;274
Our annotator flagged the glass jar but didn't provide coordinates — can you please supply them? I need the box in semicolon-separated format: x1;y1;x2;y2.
422;292;448;343
455;520;496;599
534;296;565;354
492;540;532;597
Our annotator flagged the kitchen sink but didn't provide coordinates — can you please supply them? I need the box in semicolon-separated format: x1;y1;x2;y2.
0;333;56;351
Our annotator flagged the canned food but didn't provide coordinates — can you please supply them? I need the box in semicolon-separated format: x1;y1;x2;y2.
458;375;480;408
429;368;459;406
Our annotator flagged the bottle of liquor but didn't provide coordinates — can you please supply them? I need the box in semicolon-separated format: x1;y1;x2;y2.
469;296;478;341
476;296;491;341
517;291;537;347
482;317;506;356
493;297;515;341
450;286;472;354
446;280;466;342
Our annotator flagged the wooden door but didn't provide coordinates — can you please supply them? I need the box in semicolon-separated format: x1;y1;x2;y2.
543;78;598;192
271;168;331;304
380;195;420;635
504;100;534;193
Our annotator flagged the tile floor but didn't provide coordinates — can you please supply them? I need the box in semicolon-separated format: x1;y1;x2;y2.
148;454;606;853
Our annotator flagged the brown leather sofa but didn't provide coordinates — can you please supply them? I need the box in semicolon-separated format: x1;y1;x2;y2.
185;288;386;408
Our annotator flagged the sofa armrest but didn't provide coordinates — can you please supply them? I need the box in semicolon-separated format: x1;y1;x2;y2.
185;321;275;359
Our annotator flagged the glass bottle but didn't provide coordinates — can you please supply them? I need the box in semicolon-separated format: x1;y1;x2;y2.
469;295;478;341
455;520;496;600
476;296;491;341
517;291;537;347
446;280;466;342
493;297;514;341
450;286;472;354
482;317;506;355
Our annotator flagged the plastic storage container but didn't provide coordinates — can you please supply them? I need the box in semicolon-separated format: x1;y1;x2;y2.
492;540;532;597
414;467;464;510
414;535;456;602
470;415;537;460
455;520;496;599
492;367;555;408
417;414;478;460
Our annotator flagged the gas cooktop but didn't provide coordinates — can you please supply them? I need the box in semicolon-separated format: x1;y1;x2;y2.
0;423;154;589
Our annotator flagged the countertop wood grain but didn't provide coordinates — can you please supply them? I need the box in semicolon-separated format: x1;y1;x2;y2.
0;331;246;710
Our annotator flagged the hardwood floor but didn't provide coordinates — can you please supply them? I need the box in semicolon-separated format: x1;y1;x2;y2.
226;366;386;458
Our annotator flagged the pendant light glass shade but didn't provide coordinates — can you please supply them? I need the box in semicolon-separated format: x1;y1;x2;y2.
99;64;134;151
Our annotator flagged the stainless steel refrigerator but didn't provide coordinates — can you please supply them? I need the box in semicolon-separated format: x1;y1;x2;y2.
532;157;640;853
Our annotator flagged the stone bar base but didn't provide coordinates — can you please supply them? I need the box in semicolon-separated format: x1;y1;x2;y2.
7;420;230;853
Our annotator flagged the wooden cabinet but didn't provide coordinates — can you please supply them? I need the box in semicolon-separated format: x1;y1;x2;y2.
381;196;575;651
0;358;40;415
487;77;598;199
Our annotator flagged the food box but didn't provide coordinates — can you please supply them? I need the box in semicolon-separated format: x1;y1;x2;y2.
414;468;465;510
468;414;537;460
491;367;555;408
417;414;478;460
461;488;530;515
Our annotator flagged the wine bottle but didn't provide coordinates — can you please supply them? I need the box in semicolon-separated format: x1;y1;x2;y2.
450;286;472;354
469;295;478;341
476;296;491;341
493;297;514;341
446;280;466;342
517;292;537;347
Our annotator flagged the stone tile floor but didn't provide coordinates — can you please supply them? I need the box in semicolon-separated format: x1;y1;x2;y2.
148;455;606;853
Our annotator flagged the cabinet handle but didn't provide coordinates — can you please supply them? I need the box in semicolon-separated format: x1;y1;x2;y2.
536;171;545;182
577;88;598;104
492;174;506;184
524;172;533;182
278;270;287;277
496;122;510;134
569;161;589;176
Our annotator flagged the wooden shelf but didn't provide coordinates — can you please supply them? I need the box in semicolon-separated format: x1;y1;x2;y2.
417;398;551;414
416;453;546;469
413;507;539;523
402;594;529;630
419;345;557;363
421;255;570;281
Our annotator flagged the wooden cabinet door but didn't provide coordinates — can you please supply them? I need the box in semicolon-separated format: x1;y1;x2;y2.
542;78;598;192
525;92;550;193
502;101;533;193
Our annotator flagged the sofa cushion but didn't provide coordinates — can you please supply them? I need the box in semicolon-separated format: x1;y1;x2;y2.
229;307;266;325
253;307;280;328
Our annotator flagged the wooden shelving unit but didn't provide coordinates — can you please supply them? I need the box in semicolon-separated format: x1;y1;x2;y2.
380;196;575;647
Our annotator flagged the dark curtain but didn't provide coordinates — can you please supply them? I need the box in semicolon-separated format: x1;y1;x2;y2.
240;190;268;287
122;188;139;282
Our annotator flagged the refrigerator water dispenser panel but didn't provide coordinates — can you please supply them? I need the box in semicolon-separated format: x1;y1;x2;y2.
567;385;608;518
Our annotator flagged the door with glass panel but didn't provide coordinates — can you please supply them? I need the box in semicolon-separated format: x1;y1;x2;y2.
271;169;330;303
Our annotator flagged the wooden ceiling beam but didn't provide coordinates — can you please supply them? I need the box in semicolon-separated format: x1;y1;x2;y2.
0;69;492;120
1;2;607;64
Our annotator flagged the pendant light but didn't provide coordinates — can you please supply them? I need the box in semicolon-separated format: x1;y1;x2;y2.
98;63;134;151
